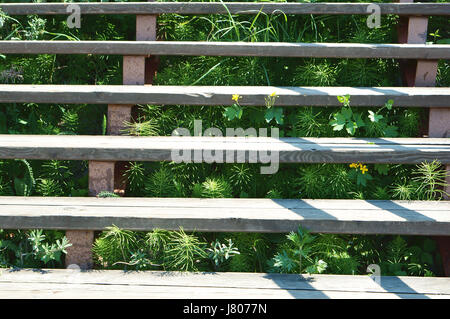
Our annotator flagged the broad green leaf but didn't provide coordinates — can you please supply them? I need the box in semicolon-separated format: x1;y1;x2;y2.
273;107;284;124
341;107;353;120
353;113;366;127
264;107;274;123
345;121;357;135
224;104;243;121
368;110;383;123
264;107;284;124
334;113;346;125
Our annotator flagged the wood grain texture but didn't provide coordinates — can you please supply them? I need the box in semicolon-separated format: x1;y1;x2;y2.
1;85;450;107
0;2;449;16
0;135;448;164
0;197;449;235
0;269;449;299
1;41;449;59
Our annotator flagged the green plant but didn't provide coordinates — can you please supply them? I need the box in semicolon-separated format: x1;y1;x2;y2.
269;227;319;274
294;107;328;137
295;164;326;198
36;178;63;197
330;95;397;137
390;181;416;200
293;60;337;86
26;230;71;264
164;228;207;271
325;164;353;198
348;163;373;187
12;159;35;196
199;177;233;198
121;118;159;136
412;160;449;200
112;249;160;271
92;225;138;268
224;93;283;125
144;228;171;262
97;191;119;198
380;236;436;276
144;167;179;197
207;238;240;270
329;94;364;135
226;164;253;194
124;162;146;194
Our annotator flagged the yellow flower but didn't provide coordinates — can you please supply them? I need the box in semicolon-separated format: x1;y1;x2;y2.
232;94;242;102
270;92;277;97
360;165;368;174
349;163;358;168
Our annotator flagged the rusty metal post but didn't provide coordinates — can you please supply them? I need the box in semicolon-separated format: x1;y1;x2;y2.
397;1;450;276
65;10;158;269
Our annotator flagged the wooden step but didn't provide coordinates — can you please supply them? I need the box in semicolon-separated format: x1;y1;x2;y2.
1;41;449;59
0;269;449;299
1;85;450;107
0;135;449;164
1;2;449;16
0;197;449;235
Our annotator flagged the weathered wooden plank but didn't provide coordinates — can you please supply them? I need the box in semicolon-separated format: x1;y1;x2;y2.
0;269;449;299
1;85;450;107
0;197;449;235
3;282;449;299
0;135;449;164
1;41;449;59
0;2;449;16
3;197;450;211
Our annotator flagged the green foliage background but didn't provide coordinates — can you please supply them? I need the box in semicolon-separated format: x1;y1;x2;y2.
0;0;449;275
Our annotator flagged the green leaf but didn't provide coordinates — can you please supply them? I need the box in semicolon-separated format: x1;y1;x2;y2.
337;94;350;106
264;107;274;123
345;121;357;135
383;125;398;137
437;38;450;44
374;164;389;175
341;107;353;120
335;113;346;125
265;107;284;124
273;107;284;124
385;99;394;110
331;121;345;131
356;172;373;187
337;95;346;104
368;110;383;123
224;104;243;121
353;112;366;127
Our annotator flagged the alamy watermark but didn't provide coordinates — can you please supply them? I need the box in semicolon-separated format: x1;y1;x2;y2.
171;120;280;174
65;3;381;30
367;263;381;285
367;4;381;29
66;4;81;29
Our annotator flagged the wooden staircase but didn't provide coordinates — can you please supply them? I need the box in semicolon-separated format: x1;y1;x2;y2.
0;1;449;299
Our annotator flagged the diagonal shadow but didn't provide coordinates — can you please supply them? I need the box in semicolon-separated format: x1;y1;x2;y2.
259;197;447;298
263;272;433;299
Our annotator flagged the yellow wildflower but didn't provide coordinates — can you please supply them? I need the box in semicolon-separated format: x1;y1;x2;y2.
270;92;277;97
232;94;242;102
349;163;358;168
360;165;368;174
